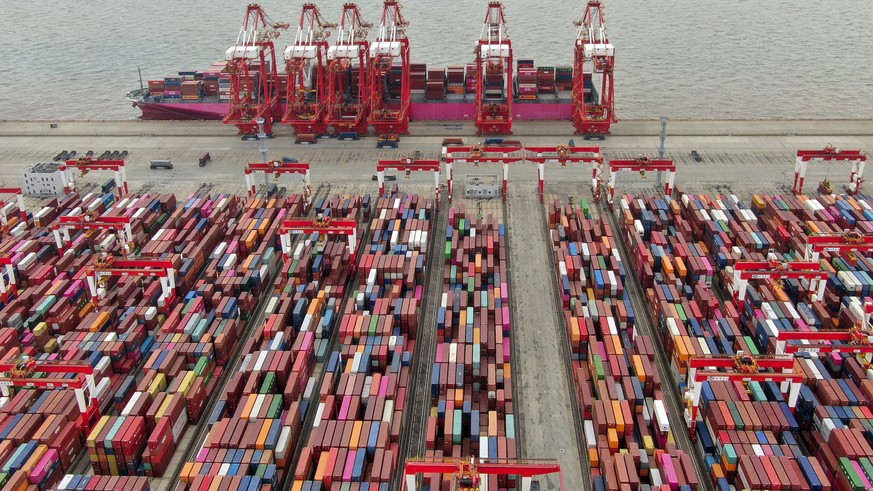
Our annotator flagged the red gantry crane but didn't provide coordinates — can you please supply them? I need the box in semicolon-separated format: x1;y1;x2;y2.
403;458;564;491
61;157;129;196
794;145;868;195
731;257;829;312
325;3;373;136
572;1;616;136
283;3;335;136
0;188;27;232
600;156;676;206
524;145;603;202
243;160;312;208
280;217;358;265
475;2;513;136
86;254;178;312
683;354;801;439
804;231;873;262
0;356;101;430
223;4;289;136
376;157;441;203
53;214;135;256
443;142;524;202
368;1;411;136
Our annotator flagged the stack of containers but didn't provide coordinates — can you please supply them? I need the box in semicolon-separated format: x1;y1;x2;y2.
465;64;478;94
147;80;165;98
163;75;182;101
201;70;223;97
388;65;403;100
555;66;573;91
426;68;446;101
181;81;204;101
617;192;873;490
88;193;261;478
294;193;432;491
179;195;366;489
424;206;516;491
0;193;257;486
546;198;700;489
484;65;504;99
410;64;427;96
536;67;555;94
55;475;151;490
516;60;536;101
446;67;465;95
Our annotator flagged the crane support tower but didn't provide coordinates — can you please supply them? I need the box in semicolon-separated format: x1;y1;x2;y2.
524;145;603;202
794;145;868;195
282;3;336;136
223;4;289;136
243;161;312;208
684;354;801;439
443;142;523;202
0;256;17;304
61;158;129;197
601;157;676;205
0;188;27;232
53;214;135;257
368;1;411;135
731;259;828;312
0;357;101;430
403;458;564;491
376;157;441;203
325;3;373;136
572;1;616;136
280;218;358;265
86;256;178;313
475;2;513;136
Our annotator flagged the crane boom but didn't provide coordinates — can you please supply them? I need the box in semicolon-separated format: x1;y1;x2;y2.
474;2;513;135
368;1;411;135
572;1;616;136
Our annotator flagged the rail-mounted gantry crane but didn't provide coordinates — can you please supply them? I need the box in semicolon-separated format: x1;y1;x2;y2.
224;4;289;136
794;145;868;195
572;1;616;136
0;356;102;431
730;256;829;311
53;214;135;257
0;188;27;234
283;3;336;136
599;156;676;205
325;3;373;136
524;145;603;202
442;141;523;202
375;157;441;203
280;217;358;267
683;354;801;439
86;254;178;313
368;1;411;136
403;458;564;491
243;160;313;209
475;2;513;136
61;157;129;197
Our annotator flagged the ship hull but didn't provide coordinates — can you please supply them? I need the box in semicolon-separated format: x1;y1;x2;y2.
131;99;573;122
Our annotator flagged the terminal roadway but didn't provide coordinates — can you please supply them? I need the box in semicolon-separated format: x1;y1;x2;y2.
506;183;588;491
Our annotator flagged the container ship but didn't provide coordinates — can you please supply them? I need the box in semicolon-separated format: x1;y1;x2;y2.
128;1;616;136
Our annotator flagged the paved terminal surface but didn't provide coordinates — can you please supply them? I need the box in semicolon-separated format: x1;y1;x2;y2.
3;118;873;489
506;183;587;491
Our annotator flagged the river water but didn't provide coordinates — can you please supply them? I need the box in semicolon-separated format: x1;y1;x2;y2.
2;0;871;120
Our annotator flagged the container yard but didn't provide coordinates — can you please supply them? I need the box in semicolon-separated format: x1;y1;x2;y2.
0;106;873;491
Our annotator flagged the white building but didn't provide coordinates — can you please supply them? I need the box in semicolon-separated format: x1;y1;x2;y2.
24;163;65;196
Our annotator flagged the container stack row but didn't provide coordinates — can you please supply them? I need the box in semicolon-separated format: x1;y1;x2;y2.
546;199;700;490
177;195;366;490
618;192;873;491
294;193;433;491
424;206;517;491
0;192;263;489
